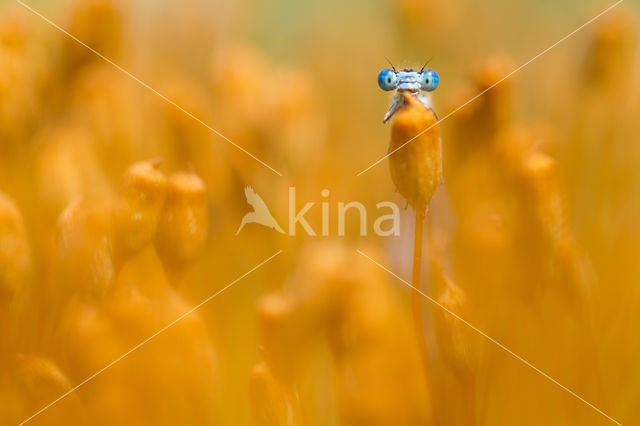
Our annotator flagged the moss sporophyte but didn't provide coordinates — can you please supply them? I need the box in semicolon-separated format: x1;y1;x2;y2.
379;64;443;425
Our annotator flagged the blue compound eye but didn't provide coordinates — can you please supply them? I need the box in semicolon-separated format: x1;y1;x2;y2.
378;69;398;91
421;69;439;91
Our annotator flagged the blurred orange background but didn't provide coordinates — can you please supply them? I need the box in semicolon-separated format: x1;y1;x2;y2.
0;0;639;425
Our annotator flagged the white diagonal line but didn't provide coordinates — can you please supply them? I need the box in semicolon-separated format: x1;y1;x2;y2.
356;249;622;426
18;250;283;426
357;0;624;176
15;0;283;177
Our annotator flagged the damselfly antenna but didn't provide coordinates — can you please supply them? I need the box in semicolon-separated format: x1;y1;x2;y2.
420;58;433;73
384;56;397;73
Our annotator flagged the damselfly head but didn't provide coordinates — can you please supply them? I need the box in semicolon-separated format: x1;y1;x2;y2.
378;66;440;122
377;68;440;93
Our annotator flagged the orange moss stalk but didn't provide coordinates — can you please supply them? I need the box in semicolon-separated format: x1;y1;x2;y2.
0;191;30;366
114;158;167;262
0;191;29;303
155;171;208;286
410;213;433;417
389;93;442;425
427;217;478;425
253;242;432;425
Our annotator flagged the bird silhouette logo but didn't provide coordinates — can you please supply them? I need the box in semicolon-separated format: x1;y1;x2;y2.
236;186;285;235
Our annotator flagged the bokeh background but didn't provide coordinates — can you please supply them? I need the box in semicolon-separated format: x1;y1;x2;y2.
0;0;639;425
